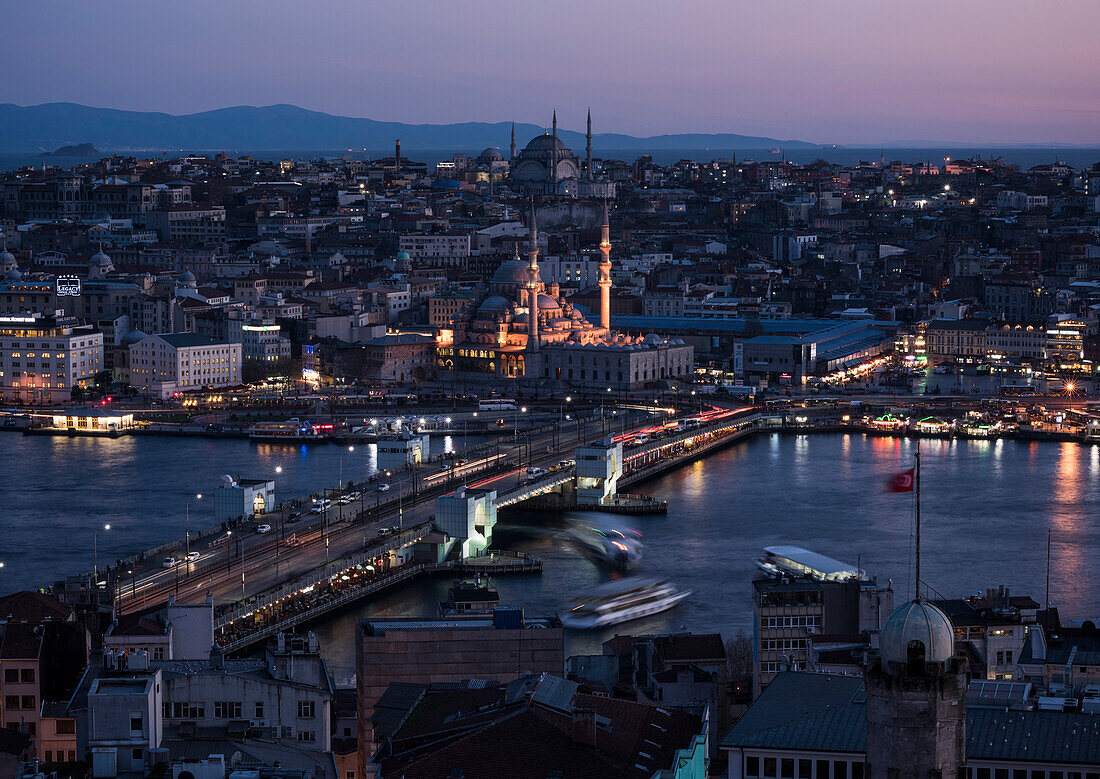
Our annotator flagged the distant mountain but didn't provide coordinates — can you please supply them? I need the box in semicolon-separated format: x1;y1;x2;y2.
39;142;101;157
0;102;821;154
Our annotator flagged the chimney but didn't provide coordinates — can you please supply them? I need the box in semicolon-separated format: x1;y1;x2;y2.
571;706;596;746
210;643;224;670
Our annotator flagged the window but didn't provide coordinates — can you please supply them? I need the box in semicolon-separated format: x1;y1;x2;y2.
171;702;204;719
152;647;164;661
130;716;142;732
799;760;812;779
4;696;19;710
764;757;777;778
746;757;760;777
56;719;75;735
851;763;864;779
44;751;52;763
297;729;316;743
816;761;830;779
132;747;143;763
255;702;265;719
996;771;1009;779
782;759;795;779
833;762;847;779
3;670;16;683
297;700;315;719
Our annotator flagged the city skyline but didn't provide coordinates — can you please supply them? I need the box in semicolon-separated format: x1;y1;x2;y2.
1;0;1098;146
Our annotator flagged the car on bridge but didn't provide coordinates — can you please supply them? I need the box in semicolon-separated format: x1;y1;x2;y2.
256;524;272;534
162;557;179;568
378;483;391;492
185;551;201;562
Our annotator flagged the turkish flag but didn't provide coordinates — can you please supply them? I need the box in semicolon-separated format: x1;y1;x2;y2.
887;468;915;492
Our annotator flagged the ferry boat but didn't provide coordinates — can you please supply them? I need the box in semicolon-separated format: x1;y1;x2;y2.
249;418;323;442
560;576;690;629
566;521;644;571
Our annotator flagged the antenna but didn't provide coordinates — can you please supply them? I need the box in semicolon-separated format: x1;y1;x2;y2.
1045;528;1051;610
914;441;921;600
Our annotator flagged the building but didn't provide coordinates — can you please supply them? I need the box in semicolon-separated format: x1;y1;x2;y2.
398;234;471;266
510;112;583;195
128;332;242;397
144;204;226;242
213;476;276;522
69;634;335;778
376;432;429;471
984;323;1046;364
104;596;214;662
1044;316;1092;373
49;408;135;433
241;320;291;363
924;319;989;363
0;312;103;404
427;287;477;328
368;673;707;779
356;611;565;772
0;591;87;764
434;487;496;557
752;546;893;696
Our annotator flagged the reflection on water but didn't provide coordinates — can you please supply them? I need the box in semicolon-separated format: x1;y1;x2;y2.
4;432;1098;687
0;433;473;589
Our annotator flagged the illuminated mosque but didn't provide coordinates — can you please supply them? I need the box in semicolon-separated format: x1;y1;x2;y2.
436;206;693;390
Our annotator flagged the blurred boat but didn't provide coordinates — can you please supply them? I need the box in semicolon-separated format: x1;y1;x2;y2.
561;576;690;629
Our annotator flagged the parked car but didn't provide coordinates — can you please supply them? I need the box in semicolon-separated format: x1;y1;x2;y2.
256;524;272;534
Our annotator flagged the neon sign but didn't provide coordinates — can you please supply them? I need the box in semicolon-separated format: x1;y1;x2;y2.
56;276;82;296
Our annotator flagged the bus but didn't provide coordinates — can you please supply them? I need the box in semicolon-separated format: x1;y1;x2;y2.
478;398;517;411
1000;384;1039;397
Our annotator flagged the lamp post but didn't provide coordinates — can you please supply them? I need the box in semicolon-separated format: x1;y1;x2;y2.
339;445;354;490
225;530;232;573
185;493;202;562
93;524;110;582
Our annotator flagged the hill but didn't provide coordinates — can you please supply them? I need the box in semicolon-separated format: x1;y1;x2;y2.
0;102;820;153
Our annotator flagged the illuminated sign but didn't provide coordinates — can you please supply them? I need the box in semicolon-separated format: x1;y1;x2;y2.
242;325;280;332
0;315;36;323
56;276;82;296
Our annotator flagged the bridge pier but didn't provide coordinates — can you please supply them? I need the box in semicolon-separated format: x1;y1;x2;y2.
435;487;497;557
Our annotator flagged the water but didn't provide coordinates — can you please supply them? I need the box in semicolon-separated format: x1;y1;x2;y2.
0;432;471;588
3;431;1098;686
311;432;1100;684
2;147;1098;174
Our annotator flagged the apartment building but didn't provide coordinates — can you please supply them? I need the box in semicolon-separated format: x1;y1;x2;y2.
128;332;241;396
0;312;103;403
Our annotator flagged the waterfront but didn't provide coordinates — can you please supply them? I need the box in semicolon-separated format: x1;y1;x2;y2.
0;433;468;588
311;432;1100;683
4;430;1099;685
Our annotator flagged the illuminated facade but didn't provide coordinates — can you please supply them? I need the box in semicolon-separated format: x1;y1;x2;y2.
128;332;241;396
0;313;103;404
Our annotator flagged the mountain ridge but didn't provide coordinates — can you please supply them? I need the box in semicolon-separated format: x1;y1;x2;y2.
0;102;821;153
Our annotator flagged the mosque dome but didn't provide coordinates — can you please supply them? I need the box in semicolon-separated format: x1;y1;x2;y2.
523;134;572;155
395;251;411;262
880;599;955;668
477;295;512;314
537;294;561;310
477;147;505;163
178;270;196;286
0;248;16;268
4;268;21;281
491;259;534;286
91;249;112;266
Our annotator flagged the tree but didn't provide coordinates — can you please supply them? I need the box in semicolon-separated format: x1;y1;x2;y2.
726;629;753;680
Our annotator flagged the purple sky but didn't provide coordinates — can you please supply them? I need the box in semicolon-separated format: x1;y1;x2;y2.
3;0;1098;144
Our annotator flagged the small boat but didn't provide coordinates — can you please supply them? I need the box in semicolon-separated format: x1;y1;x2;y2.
439;576;500;616
561;576;690;630
566;521;643;571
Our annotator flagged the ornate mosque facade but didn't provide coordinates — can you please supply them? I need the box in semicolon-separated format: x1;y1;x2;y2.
509;111;615;198
435;206;692;391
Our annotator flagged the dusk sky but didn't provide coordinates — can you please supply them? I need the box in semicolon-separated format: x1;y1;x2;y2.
3;0;1098;145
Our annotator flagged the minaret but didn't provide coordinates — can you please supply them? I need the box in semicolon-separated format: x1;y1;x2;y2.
551;110;558;195
586;108;593;180
526;205;541;353
509;121;516;163
598;199;612;330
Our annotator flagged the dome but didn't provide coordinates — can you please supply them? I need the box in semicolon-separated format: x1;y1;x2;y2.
522;134;572;154
0;249;15;266
178;270;196;285
477;147;505;163
537;294;561;310
477;295;511;314
491;259;534;286
122;329;148;345
395;251;411;261
4;268;21;281
91;249;112;266
880;599;955;668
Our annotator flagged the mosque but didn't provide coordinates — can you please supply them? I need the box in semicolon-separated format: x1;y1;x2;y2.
435;205;692;390
509;111;616;198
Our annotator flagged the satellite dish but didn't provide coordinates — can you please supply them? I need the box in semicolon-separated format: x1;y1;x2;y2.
222;474;237;488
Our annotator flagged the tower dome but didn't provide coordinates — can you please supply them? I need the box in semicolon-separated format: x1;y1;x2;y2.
491;259;535;287
879;599;955;668
0;247;16;274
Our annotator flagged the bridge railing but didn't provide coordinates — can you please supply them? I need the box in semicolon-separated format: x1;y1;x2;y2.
496;469;576;507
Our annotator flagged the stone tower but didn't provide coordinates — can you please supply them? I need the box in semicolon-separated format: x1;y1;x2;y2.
525;206;541;358
865;599;967;779
586;108;593;179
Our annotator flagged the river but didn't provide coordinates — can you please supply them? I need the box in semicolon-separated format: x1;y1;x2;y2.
3;431;1097;686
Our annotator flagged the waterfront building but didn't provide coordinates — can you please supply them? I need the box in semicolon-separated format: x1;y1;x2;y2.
1044;315;1092;373
752;547;893;696
49;408;134;433
368;673;706;778
376;431;429;470
0;312;103;404
213;475;276;522
239;319;291;363
435;487;497;557
984;323;1047;364
127;332;242;397
925;319;989;364
355;611;565;771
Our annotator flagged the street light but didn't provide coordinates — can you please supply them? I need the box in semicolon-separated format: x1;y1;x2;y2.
339;445;355;488
185;493;202;560
93;524;110;582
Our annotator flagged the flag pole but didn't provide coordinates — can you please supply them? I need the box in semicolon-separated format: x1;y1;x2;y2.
914;441;921;600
